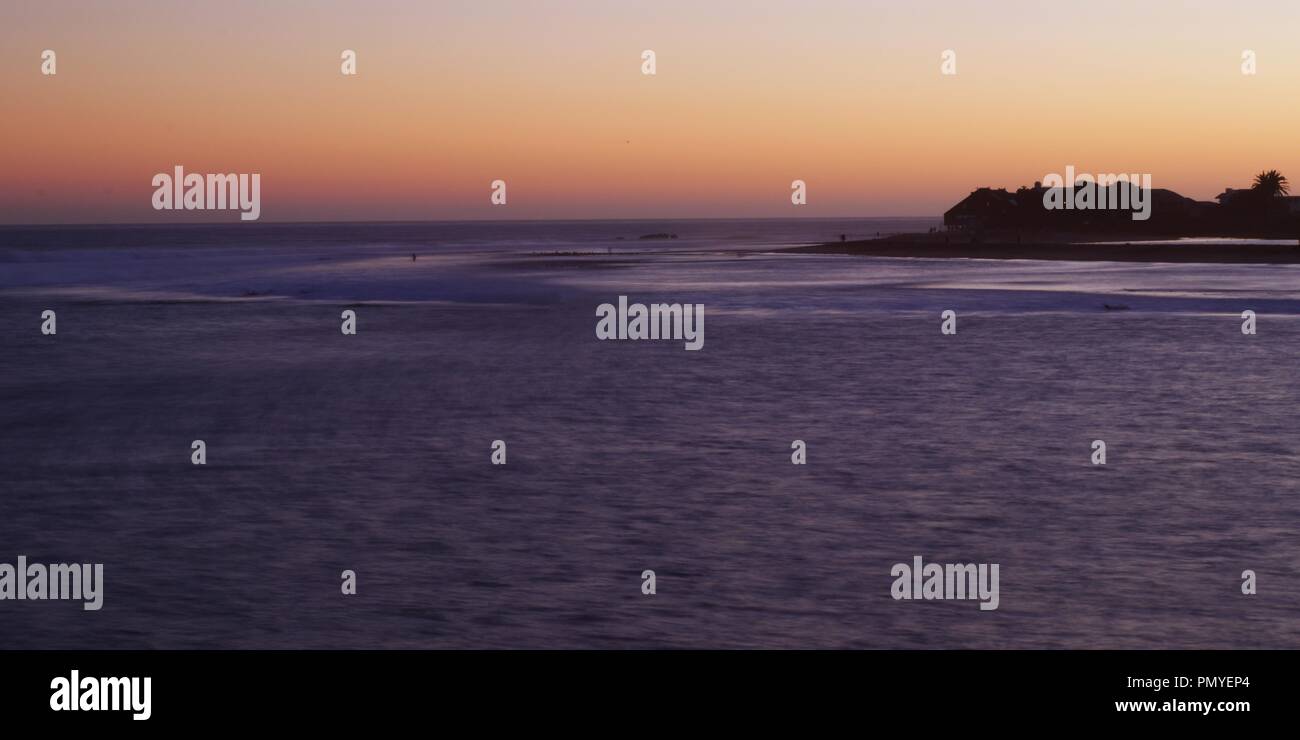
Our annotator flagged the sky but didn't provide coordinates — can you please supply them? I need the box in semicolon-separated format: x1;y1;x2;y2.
2;0;1299;224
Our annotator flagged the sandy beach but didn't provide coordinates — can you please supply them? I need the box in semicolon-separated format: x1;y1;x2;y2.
789;232;1300;264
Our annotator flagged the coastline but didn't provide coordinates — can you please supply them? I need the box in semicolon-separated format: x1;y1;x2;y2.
786;232;1300;264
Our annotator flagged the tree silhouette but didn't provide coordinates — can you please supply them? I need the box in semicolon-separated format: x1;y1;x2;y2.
1251;170;1291;198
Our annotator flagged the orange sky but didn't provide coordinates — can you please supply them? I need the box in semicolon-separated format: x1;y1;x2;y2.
2;0;1298;223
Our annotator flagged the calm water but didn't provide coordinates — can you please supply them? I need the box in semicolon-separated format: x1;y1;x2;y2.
1;219;1298;648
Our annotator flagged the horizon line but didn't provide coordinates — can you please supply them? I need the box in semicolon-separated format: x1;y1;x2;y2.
0;214;942;229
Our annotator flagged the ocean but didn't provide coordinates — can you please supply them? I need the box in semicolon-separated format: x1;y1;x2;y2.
1;217;1298;648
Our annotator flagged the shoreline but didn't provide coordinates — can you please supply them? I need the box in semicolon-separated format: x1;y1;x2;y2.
787;233;1300;264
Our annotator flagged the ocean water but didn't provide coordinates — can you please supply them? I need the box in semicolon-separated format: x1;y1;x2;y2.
1;218;1298;649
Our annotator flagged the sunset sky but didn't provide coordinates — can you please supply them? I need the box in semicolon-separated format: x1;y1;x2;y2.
3;0;1299;223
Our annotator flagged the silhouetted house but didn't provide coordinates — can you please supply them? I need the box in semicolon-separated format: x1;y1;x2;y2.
945;181;1214;233
943;187;1021;230
947;176;1300;235
1216;188;1251;207
1216;187;1300;230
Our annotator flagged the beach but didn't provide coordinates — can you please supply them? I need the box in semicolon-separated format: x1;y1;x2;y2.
790;231;1300;264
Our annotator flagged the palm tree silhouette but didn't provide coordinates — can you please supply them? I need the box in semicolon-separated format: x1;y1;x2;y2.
1251;170;1291;198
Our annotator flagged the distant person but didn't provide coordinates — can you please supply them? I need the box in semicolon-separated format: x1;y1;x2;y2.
411;254;416;261
840;234;846;242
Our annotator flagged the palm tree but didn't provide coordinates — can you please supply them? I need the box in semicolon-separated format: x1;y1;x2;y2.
1251;170;1290;198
